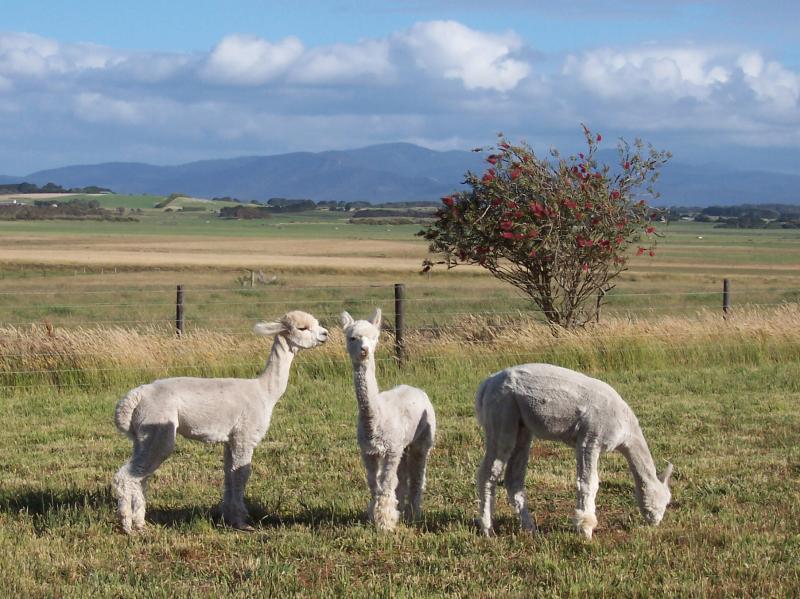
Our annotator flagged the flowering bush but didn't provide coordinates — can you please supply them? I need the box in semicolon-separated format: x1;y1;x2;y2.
419;127;671;328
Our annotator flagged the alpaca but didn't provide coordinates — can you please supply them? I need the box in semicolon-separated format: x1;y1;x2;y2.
341;309;436;531
475;363;672;539
112;310;328;534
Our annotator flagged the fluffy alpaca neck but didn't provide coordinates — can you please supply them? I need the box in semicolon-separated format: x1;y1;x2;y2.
620;430;660;499
352;356;381;433
258;335;296;401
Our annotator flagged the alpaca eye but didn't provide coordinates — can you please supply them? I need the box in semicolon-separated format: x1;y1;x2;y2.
298;327;308;331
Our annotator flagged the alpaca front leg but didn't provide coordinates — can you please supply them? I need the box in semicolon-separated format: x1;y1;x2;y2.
373;453;402;531
361;452;380;522
573;444;601;539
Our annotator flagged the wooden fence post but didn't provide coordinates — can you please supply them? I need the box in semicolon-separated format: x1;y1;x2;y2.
394;283;405;365
723;278;730;319
176;284;185;336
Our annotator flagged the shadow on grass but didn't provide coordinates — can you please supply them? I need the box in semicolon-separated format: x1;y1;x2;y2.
0;488;516;536
0;487;115;516
0;486;115;534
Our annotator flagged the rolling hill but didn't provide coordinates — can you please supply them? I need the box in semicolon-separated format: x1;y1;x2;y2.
3;143;799;206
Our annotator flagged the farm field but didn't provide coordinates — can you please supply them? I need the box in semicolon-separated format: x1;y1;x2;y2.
0;196;799;595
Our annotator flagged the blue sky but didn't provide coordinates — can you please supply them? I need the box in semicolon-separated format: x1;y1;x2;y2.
1;1;798;174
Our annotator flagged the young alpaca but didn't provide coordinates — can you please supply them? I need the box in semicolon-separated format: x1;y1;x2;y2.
341;309;436;531
112;311;328;534
475;363;672;539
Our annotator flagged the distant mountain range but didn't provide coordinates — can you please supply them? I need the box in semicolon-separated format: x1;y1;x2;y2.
2;143;798;206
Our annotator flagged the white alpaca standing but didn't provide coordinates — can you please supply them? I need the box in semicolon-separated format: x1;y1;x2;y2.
112;311;328;534
341;309;436;531
475;363;672;539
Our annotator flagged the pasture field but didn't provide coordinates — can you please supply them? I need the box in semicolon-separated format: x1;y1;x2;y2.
0;199;799;596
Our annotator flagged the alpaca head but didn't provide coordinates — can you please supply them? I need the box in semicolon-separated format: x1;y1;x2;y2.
253;310;328;351
340;309;381;365
637;462;673;525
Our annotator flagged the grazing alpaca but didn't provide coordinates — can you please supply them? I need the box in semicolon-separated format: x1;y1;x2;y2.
475;363;672;539
112;311;328;534
341;309;436;531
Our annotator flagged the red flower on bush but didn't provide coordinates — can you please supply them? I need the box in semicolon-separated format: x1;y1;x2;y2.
500;220;513;231
624;161;631;170
610;190;620;200
441;196;454;207
563;198;577;210
646;226;656;234
596;134;602;142
510;167;522;180
636;247;645;256
487;155;498;165
482;170;495;183
501;231;514;239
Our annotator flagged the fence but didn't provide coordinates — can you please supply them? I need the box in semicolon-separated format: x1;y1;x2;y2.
2;278;799;391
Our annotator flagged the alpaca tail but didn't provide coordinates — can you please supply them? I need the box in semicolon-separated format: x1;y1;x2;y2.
115;387;144;435
475;378;490;429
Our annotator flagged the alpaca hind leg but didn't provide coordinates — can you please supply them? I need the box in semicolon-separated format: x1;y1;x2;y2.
573;443;601;539
407;439;432;521
477;421;518;537
112;461;136;535
373;453;402;531
395;451;410;521
117;424;176;533
224;441;255;530
504;426;536;533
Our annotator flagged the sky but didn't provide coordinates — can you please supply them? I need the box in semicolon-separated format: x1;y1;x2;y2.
1;0;798;175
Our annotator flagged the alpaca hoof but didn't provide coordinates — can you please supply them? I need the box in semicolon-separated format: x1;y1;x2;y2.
474;519;496;537
573;510;597;540
232;522;255;532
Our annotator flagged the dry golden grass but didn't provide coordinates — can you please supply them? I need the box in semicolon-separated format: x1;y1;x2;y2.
3;304;799;390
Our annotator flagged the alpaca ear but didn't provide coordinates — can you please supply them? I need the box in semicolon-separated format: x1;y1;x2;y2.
369;308;382;328
659;462;674;486
253;320;286;336
340;311;354;328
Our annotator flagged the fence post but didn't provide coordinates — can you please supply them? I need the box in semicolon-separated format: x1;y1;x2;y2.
723;278;730;319
176;284;185;336
394;283;405;366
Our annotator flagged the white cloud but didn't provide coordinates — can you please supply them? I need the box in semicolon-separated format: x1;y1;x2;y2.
395;20;530;92
737;52;800;111
0;26;799;174
73;92;148;125
0;32;121;77
201;34;304;85
563;45;731;101
290;40;392;84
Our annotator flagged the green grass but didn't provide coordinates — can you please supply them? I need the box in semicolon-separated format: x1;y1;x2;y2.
1;206;799;594
0;352;798;596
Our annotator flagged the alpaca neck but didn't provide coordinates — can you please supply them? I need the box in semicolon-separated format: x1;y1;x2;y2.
258;335;296;401
352;356;381;431
620;430;660;499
